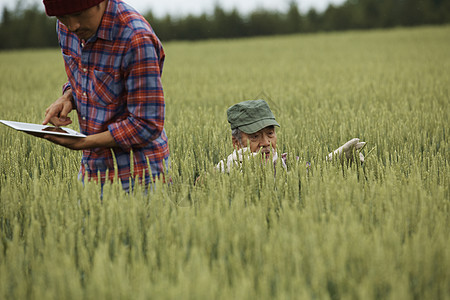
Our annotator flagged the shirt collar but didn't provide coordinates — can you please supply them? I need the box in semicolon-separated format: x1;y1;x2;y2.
94;0;118;42
231;147;278;161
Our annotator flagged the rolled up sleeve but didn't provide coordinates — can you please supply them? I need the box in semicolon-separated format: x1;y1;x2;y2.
108;32;165;151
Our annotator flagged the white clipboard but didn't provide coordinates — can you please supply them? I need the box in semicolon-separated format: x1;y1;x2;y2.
0;120;86;138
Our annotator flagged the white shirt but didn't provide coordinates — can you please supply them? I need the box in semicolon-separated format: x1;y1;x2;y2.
216;147;287;173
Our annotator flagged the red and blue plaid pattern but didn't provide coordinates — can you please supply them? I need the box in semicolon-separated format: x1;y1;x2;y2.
58;0;169;191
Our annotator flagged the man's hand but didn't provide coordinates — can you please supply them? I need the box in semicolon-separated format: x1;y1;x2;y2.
43;134;87;150
25;131;87;150
327;138;366;163
43;88;74;127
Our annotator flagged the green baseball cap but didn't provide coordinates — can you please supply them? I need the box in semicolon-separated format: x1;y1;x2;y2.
227;99;280;134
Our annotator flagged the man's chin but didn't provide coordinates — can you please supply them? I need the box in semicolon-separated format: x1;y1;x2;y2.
75;31;92;40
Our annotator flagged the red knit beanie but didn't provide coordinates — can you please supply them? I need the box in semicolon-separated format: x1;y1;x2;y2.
43;0;105;16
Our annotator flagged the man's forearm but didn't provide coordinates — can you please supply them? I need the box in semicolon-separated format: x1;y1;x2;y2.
83;130;119;149
43;129;119;150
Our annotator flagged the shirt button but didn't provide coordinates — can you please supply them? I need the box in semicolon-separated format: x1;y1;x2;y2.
82;68;87;72
83;92;87;97
82;117;86;121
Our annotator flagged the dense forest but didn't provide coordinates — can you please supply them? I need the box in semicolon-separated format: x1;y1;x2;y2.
0;0;449;49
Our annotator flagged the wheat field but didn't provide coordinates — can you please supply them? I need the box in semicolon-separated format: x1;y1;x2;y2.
0;26;449;299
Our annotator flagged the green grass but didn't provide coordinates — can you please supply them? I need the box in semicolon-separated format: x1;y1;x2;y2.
0;26;449;299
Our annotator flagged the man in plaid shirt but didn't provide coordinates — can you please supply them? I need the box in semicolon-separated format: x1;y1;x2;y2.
41;0;169;191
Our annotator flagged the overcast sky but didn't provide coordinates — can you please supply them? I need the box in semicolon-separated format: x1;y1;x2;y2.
1;0;346;17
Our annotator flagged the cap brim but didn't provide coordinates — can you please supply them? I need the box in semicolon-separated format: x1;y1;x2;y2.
239;118;280;134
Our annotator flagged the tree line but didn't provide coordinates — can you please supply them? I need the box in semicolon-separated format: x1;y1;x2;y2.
0;0;449;50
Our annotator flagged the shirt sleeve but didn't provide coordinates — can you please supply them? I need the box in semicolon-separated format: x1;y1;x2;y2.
58;21;75;108
108;32;166;151
61;82;76;109
62;82;72;94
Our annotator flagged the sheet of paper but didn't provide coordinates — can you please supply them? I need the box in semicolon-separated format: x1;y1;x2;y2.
0;120;86;138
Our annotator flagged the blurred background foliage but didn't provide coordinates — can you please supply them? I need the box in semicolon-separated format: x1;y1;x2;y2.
0;0;450;49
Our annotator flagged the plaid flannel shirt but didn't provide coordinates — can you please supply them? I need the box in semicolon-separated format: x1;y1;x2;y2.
58;0;169;191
